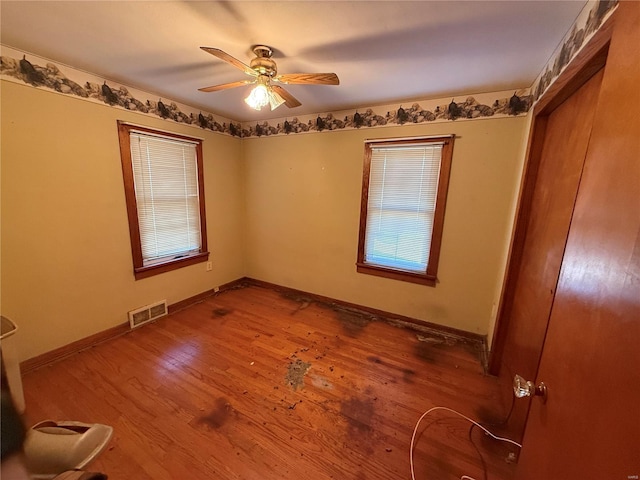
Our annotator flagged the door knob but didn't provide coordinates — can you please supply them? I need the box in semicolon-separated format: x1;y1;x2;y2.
513;374;547;404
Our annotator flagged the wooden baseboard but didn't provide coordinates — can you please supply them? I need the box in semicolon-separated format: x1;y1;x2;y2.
167;277;247;314
20;321;131;374
243;277;486;344
20;277;247;375
21;276;485;374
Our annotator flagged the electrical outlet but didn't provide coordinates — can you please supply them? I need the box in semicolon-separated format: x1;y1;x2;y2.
206;261;212;271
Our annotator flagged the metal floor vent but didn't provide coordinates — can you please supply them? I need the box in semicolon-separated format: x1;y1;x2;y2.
128;300;167;329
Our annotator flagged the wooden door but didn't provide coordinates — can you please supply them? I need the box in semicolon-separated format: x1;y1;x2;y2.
517;2;640;477
491;53;605;439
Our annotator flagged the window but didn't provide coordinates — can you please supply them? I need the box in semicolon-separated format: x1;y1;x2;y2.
356;136;454;286
117;121;208;280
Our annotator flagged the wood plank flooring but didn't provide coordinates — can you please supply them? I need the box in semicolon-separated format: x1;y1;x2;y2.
21;284;517;480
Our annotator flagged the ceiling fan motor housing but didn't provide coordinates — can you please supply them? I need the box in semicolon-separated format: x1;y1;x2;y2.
250;45;277;77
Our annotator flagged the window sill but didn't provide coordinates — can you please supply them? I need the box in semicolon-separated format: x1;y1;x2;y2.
134;252;209;280
356;262;437;287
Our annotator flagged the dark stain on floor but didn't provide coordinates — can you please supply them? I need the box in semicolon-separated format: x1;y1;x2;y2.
335;309;371;337
413;333;486;368
281;291;313;303
413;341;440;363
413;334;454;363
281;292;314;315
366;356;416;383
285;359;311;390
212;308;232;317
474;404;509;426
402;368;416;383
341;396;374;435
199;397;233;429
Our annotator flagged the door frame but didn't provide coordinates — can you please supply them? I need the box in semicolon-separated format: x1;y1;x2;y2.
488;16;615;376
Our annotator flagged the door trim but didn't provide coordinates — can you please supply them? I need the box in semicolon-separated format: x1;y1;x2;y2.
488;16;615;375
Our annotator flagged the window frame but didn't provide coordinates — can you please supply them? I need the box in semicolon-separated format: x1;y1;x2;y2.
356;135;454;287
117;121;209;280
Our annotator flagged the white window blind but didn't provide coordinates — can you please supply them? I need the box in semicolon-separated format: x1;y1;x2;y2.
364;142;443;272
129;131;202;266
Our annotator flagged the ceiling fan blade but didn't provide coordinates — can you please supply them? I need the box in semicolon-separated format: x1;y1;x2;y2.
200;47;257;76
275;73;339;85
271;85;302;108
198;80;253;92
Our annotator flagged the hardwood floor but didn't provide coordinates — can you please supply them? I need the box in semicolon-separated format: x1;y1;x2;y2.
21;284;517;480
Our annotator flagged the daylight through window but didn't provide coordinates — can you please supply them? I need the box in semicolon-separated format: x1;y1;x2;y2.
118;122;208;279
357;136;454;286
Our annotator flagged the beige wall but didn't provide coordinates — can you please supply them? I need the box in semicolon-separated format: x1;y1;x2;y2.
1;79;529;362
486;111;533;350
1;81;245;362
243;118;527;335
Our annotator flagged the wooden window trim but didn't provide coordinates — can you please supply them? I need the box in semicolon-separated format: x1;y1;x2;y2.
356;136;454;286
117;121;209;280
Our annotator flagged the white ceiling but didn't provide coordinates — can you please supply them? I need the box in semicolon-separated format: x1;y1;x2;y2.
1;1;586;122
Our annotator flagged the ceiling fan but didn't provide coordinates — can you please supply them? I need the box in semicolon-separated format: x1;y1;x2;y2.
198;45;339;111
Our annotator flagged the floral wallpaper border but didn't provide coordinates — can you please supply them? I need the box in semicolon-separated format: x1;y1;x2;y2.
240;91;532;138
531;0;618;103
0;1;616;139
0;45;244;136
0;45;532;139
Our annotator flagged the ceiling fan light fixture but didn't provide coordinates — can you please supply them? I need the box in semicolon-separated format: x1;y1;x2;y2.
200;44;338;112
268;88;286;111
244;83;269;110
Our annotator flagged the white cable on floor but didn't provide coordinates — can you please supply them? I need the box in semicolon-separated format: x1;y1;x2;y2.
410;406;522;480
